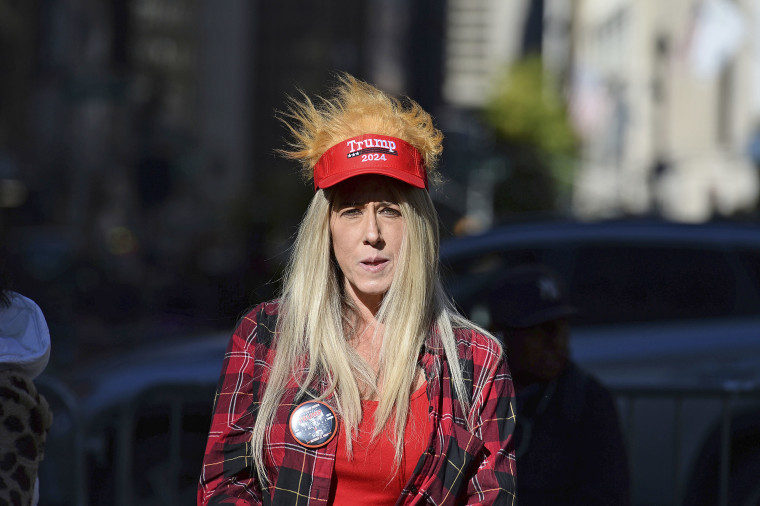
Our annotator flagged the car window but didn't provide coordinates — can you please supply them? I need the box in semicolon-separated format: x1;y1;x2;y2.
442;247;549;323
566;245;760;325
736;249;760;296
442;240;760;329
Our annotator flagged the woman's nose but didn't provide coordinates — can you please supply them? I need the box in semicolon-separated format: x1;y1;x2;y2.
363;211;382;245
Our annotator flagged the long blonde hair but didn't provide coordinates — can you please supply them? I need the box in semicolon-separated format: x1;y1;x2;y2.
250;74;494;483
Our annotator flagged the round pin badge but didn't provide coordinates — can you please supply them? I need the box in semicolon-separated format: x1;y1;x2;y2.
289;400;338;449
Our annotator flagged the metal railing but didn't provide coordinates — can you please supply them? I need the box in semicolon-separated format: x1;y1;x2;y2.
39;378;760;505
113;383;216;506
611;381;760;506
36;375;87;506
38;379;215;506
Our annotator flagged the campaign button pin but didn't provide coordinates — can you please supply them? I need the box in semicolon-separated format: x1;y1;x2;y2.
289;400;338;448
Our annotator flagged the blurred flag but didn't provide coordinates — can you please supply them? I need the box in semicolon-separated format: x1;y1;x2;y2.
569;69;607;140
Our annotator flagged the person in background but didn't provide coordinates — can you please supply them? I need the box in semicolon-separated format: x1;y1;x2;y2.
198;74;517;505
488;263;630;506
0;267;53;506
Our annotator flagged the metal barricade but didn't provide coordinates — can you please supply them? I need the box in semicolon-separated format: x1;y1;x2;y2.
112;382;216;506
39;378;215;506
36;374;87;506
611;381;760;506
37;377;760;505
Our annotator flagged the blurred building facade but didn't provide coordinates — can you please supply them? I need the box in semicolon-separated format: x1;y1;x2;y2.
564;0;760;221
441;0;533;108
1;0;265;361
438;0;760;223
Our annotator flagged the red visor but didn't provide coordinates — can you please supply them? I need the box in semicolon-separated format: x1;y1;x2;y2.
313;134;426;190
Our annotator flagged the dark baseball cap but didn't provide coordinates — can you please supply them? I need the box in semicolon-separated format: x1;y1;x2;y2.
488;264;577;328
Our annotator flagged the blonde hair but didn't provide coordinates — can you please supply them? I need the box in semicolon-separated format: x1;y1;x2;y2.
251;74;495;483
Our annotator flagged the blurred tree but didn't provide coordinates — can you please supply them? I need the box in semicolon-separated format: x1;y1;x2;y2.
482;55;578;216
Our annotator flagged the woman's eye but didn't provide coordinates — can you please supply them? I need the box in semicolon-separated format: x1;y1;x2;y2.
341;208;361;217
380;207;401;216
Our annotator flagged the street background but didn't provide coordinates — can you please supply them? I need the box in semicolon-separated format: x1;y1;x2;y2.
2;0;759;370
3;2;760;504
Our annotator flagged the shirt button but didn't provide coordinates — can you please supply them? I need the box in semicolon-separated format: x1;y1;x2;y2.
428;406;433;413
409;485;418;494
427;446;435;455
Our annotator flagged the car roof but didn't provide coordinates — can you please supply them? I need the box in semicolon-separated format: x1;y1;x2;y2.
440;218;760;258
49;331;230;417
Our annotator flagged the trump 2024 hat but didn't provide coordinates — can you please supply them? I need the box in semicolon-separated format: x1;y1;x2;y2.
313;134;426;190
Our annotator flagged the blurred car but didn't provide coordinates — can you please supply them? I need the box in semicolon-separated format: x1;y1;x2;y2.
439;218;760;506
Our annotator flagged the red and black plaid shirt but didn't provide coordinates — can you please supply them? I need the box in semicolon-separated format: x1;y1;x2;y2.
198;301;517;505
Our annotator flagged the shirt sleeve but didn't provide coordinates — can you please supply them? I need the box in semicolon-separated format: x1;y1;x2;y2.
198;308;267;506
465;333;518;505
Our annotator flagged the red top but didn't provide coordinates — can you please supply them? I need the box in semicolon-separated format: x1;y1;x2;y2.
330;382;429;505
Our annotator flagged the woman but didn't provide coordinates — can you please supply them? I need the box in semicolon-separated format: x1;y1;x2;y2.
198;74;517;505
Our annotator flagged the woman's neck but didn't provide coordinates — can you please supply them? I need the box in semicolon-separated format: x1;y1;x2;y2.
344;314;382;399
348;315;426;400
351;320;383;364
346;288;385;354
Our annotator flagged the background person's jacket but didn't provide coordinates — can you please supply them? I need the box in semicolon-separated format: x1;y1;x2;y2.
0;291;53;506
514;362;631;506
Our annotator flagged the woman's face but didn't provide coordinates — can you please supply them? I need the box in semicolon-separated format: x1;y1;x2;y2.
329;175;405;311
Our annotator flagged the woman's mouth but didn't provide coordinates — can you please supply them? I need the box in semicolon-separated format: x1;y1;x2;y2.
360;259;388;272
